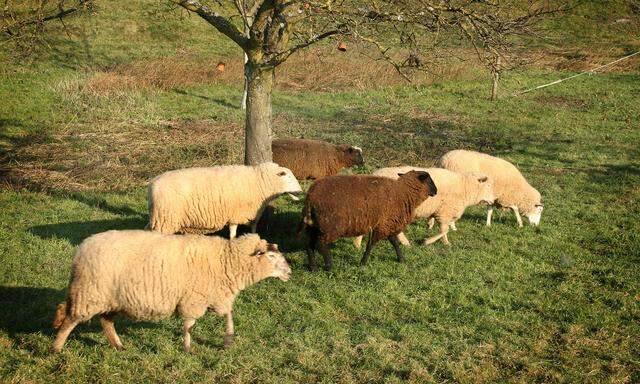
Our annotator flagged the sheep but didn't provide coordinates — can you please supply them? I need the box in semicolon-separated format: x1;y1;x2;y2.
353;167;495;247
147;162;302;237
51;231;291;353
272;138;364;180
299;171;437;270
437;149;543;227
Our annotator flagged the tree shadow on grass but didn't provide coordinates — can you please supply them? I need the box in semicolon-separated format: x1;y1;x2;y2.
0;286;64;337
29;217;147;246
58;192;144;216
173;88;240;109
256;207;305;253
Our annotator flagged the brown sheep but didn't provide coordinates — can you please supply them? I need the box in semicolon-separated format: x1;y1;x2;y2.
272;138;364;180
299;171;437;270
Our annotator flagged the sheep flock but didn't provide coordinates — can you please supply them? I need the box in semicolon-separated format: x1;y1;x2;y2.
50;139;544;353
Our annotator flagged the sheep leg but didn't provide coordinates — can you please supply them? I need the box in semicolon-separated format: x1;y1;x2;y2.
511;206;523;228
252;205;268;233
223;311;235;348
51;317;80;353
305;227;319;271
397;232;411;246
319;243;333;271
486;207;494;227
441;222;451;245
360;232;376;266
388;235;404;262
428;217;435;230
354;235;363;249
424;222;450;245
100;314;124;350
182;317;196;353
229;224;238;239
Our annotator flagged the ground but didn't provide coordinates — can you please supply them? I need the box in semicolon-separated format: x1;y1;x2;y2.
1;2;640;383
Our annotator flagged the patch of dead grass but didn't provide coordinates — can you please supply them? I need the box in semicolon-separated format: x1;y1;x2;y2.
68;47;481;99
0;120;243;192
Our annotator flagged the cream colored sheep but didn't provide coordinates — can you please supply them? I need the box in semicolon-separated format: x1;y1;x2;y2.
147;162;302;237
437;149;543;227
51;231;291;353
354;166;494;247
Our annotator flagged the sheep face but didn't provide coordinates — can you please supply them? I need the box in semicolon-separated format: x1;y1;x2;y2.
255;243;292;281
338;145;364;167
525;204;543;226
399;170;437;198
274;166;303;199
473;174;496;205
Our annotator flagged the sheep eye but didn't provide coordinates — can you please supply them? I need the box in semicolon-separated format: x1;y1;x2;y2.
277;171;286;176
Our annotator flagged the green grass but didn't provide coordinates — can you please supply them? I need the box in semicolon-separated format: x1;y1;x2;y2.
1;1;640;382
1;70;639;382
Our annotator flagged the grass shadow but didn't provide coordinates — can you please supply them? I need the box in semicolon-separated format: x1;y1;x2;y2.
256;207;305;253
0;286;64;337
29;217;147;246
173;88;239;109
58;192;144;216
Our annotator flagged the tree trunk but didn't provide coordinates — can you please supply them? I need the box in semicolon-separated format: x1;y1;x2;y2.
244;62;274;165
241;53;248;109
491;69;499;101
490;55;501;101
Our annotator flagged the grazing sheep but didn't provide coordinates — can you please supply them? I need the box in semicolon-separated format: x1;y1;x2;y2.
147;162;302;237
300;171;437;270
51;231;291;353
437;149;543;227
272;138;364;180
354;167;495;247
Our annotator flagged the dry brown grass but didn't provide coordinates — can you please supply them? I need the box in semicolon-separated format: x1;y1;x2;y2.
69;45;640;100
70;47;480;99
0;120;244;192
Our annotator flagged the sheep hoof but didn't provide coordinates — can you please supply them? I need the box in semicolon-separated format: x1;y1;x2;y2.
308;264;318;272
223;334;235;348
50;346;62;354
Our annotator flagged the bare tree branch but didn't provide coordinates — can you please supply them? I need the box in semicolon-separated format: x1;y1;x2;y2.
171;0;248;48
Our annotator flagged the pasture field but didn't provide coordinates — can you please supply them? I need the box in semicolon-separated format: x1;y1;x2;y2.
1;2;640;383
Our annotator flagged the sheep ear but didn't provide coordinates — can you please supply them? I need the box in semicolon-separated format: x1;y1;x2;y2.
478;176;488;183
418;173;430;182
267;243;279;252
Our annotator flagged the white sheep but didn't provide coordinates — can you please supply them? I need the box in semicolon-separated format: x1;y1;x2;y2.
147;162;302;237
354;166;494;247
437;149;543;227
51;231;291;353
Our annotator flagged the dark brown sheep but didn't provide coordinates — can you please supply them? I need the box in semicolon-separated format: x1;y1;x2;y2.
272;138;364;180
299;171;437;270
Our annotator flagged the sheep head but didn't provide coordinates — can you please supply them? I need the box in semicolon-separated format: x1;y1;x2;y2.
259;162;303;201
398;170;437;199
338;145;364;167
252;243;292;282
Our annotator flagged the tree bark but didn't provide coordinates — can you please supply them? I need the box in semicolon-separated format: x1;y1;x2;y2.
490;55;501;101
491;69;499;101
241;53;248;109
244;62;274;165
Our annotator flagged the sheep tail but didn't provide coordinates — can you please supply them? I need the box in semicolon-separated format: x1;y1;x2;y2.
297;200;313;239
52;301;68;329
